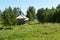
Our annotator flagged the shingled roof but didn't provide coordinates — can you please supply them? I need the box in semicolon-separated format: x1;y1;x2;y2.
16;15;29;21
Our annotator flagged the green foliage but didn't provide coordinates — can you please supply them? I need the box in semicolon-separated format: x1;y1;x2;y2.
28;21;38;25
52;9;60;23
16;7;24;16
37;4;60;23
2;7;18;26
37;8;45;23
0;4;60;26
56;4;60;9
45;7;56;22
26;6;35;21
0;10;2;21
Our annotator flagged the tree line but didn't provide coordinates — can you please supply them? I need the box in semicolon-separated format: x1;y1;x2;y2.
0;4;60;26
27;4;60;23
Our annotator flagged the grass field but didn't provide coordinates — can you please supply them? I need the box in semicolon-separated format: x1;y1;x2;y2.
0;23;60;40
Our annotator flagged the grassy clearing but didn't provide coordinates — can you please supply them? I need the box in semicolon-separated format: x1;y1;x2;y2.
0;23;60;40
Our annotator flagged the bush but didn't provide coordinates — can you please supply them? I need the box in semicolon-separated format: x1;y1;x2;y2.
28;21;38;25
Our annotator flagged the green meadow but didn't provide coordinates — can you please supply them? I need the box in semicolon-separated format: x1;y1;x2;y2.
0;23;60;40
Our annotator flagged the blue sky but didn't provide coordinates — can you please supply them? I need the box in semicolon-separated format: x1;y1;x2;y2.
0;0;60;14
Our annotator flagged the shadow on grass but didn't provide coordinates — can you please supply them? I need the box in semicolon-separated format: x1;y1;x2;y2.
0;28;3;30
0;27;12;30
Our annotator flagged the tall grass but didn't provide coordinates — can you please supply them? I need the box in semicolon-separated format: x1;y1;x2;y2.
0;23;60;40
